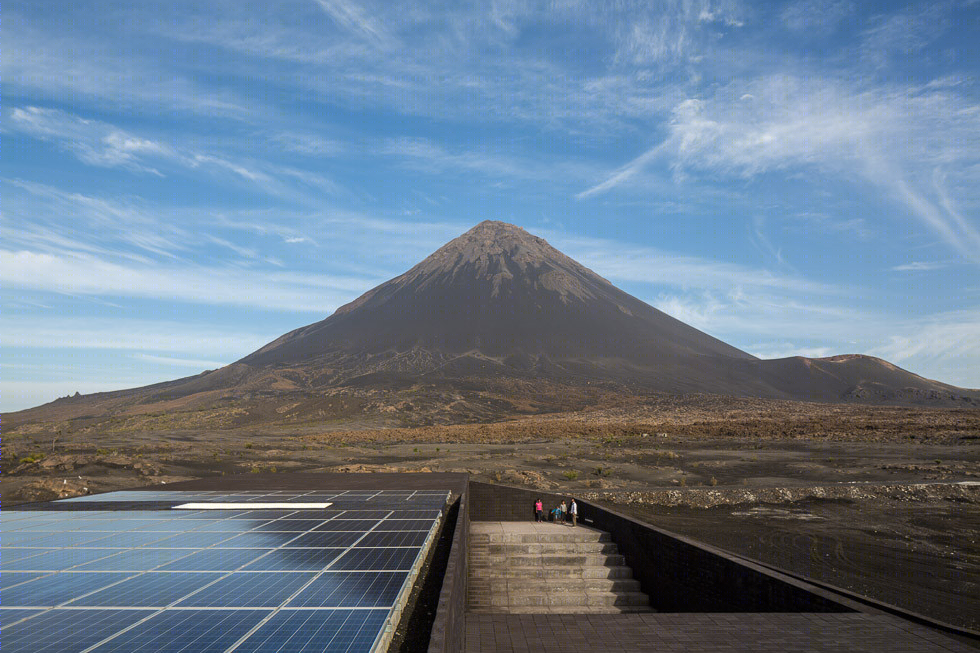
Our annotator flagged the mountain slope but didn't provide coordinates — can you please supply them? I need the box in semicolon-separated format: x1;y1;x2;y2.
242;221;752;367
7;221;979;432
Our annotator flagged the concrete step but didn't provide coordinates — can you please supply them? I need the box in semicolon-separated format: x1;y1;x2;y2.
468;605;653;614
484;531;611;544
492;590;650;608
470;565;634;580
485;578;642;593
487;542;619;554
489;553;626;567
467;522;654;614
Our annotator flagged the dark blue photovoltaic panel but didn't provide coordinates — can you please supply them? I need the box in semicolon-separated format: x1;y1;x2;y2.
226;510;299;519
3;572;134;606
234;608;388;653
92;519;185;532
331;510;389;519
1;548;56;562
311;519;378;532
142;532;238;548
240;548;344;572
287;571;408;608
329;547;420;571
70;572;223;607
0;609;151;653
3;531;56;546
355;531;429;548
252;519;327;531
1;571;47;589
0;608;46;628
74;548;196;571
211;532;303;548
283;532;362;548
186;519;268;532
88;609;271;652
175;572;316;607
386;510;442;520
375;519;433;531
156;548;272;571
2;548;125;571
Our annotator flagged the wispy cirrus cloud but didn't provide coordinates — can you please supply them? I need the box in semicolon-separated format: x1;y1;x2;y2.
2;20;250;118
889;261;948;272
550;232;847;296
0;249;378;314
314;0;394;47
578;75;980;263
7;106;343;202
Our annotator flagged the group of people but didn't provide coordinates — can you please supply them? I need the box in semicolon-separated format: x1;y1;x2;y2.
534;497;577;526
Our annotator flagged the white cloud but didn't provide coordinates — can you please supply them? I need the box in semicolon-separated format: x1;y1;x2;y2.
578;75;980;263
0;249;376;314
551;232;846;295
644;289;980;389
314;0;394;47
6;108;342;204
2;316;271;357
2;19;250;118
890;261;947;271
133;354;230;369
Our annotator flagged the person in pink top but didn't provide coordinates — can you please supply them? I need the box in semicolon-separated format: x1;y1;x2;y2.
534;499;543;522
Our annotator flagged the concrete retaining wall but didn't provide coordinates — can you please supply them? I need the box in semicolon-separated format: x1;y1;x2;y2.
427;485;470;653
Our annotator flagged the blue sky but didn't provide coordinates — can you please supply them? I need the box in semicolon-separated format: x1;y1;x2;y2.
3;0;979;412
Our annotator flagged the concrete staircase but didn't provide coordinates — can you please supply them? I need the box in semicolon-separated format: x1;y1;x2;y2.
467;522;653;614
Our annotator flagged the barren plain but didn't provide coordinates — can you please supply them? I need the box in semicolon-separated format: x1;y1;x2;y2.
4;394;979;630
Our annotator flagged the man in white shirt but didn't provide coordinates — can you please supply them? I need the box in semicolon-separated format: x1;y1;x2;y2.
569;499;578;527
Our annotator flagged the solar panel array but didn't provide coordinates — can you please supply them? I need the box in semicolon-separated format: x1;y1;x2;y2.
1;489;449;652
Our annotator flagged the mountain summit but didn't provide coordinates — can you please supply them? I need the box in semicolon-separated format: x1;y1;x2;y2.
242;220;751;370
8;221;978;431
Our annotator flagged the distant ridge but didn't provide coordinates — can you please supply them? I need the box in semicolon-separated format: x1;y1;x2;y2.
8;221;978;430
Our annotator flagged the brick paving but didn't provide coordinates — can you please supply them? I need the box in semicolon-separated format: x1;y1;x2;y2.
464;612;978;652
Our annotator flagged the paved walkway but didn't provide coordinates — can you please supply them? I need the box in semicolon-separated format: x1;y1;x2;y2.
465;612;977;652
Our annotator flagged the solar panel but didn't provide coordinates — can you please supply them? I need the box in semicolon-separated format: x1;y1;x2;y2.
287;571;408;608
87;608;271;652
232;608;389;653
175;572;317;607
284;532;363;548
0;608;47;627
356;531;429;548
0;608;151;652
3;572;135;607
69;572;224;607
312;519;379;532
1;571;47;589
375;519;433;531
2;548;57;563
240;548;345;572
5;549;126;571
329;547;420;571
2;487;447;652
212;532;305;548
156;548;273;571
73;548;197;571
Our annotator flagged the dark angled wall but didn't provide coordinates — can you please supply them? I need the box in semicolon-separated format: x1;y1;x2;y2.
427;485;470;653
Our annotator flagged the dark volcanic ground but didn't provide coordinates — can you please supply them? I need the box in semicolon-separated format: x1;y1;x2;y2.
623;497;980;631
4;397;978;634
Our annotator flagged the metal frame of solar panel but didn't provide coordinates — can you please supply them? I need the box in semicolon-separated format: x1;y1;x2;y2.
1;488;449;653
